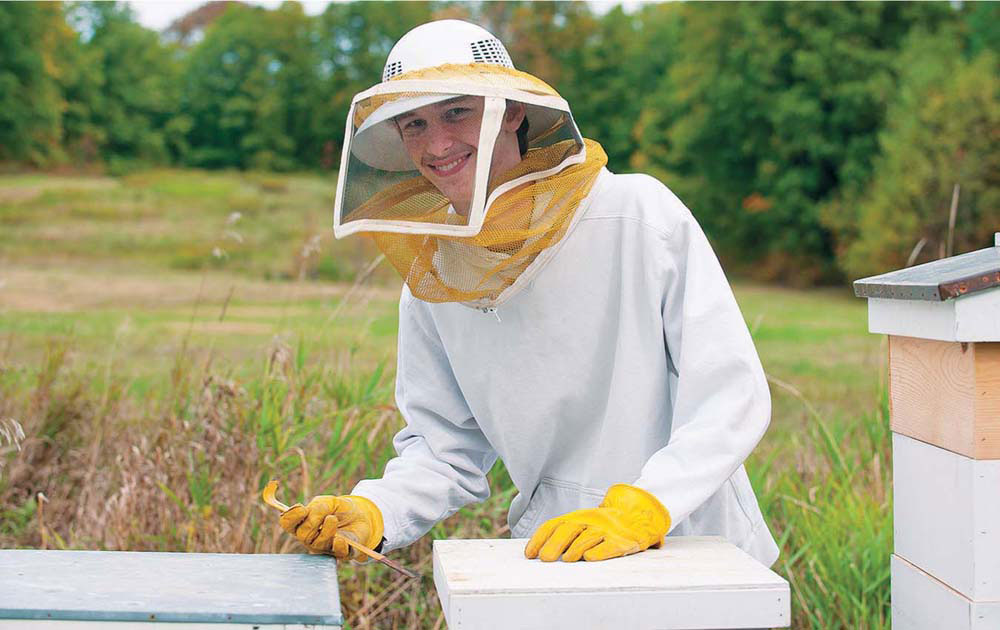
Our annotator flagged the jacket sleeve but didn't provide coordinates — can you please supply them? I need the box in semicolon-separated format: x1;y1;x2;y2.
632;190;771;532
351;288;498;552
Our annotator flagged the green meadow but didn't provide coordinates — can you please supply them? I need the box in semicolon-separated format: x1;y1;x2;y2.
1;170;888;628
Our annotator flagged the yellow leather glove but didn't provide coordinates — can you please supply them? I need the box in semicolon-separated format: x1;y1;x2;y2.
524;484;671;562
278;495;384;560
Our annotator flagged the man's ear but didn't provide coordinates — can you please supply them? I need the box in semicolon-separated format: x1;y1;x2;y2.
502;102;526;132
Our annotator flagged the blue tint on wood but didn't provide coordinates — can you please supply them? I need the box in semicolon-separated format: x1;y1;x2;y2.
0;550;342;625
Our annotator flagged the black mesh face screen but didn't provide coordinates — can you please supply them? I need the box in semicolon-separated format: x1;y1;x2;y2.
469;39;513;67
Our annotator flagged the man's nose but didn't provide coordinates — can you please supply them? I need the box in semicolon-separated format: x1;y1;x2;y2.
424;123;456;157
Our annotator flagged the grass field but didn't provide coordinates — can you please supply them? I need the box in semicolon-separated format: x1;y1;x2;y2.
1;170;889;628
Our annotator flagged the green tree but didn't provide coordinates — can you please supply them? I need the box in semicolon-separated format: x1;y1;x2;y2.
179;2;319;170
633;2;956;283
823;29;1000;280
239;2;318;170
72;2;182;169
0;2;73;165
965;1;1000;57
562;3;681;171
57;9;106;167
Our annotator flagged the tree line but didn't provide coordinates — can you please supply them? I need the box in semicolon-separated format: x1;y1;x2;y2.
1;1;997;283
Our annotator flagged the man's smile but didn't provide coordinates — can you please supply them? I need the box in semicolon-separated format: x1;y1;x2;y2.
426;151;472;177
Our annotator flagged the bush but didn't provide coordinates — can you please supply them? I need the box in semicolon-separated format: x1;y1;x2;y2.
823;31;1000;280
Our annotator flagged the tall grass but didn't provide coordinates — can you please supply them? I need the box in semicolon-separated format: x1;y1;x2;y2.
0;326;519;628
759;377;892;628
0;328;891;629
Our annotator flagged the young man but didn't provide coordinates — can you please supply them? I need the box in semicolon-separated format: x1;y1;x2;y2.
279;19;779;567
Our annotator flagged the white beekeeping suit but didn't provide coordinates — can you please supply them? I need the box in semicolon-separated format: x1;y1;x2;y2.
280;18;778;567
351;167;779;565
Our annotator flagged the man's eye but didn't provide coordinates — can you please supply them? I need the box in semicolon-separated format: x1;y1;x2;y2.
445;107;472;120
401;119;425;135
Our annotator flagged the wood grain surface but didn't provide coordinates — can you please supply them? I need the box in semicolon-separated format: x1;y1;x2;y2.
976;343;1000;457
889;336;1000;459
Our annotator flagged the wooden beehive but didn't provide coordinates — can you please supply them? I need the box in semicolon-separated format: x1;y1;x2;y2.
432;537;790;629
855;234;1000;630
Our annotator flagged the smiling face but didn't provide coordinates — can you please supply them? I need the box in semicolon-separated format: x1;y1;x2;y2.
395;96;526;216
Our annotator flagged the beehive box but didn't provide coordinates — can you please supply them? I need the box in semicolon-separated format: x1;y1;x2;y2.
856;235;1000;630
0;550;342;629
433;537;790;629
892;555;1000;630
893;433;1000;601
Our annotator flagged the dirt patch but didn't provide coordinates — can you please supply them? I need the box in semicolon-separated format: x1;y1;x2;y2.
222;305;315;319
0;265;400;313
0;176;119;204
165;321;275;335
0;188;43;204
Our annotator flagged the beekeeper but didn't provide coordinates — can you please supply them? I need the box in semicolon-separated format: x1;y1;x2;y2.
278;19;779;566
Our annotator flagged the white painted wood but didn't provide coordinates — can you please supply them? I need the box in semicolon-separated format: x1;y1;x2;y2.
433;537;790;629
892;555;1000;630
893;433;1000;600
957;291;1000;341
869;297;962;341
867;290;1000;341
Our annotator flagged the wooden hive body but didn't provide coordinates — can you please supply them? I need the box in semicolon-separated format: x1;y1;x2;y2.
432;537;790;629
857;238;1000;630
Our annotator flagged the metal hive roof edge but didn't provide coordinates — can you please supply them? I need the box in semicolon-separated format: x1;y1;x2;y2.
853;240;1000;301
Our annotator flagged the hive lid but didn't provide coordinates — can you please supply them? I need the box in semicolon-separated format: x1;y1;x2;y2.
0;550;342;626
432;537;790;629
854;237;1000;301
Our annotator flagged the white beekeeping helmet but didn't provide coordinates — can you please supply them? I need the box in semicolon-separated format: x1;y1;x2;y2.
381;20;515;81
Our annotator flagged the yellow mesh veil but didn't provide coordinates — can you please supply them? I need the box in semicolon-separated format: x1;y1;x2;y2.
365;139;606;305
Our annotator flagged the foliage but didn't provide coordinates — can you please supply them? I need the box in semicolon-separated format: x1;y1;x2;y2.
822;28;1000;279
178;3;316;170
756;387;892;628
559;3;681;172
72;3;183;169
0;2;74;165
632;2;957;283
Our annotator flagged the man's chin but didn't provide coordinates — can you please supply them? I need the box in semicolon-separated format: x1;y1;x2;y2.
450;200;472;217
430;184;472;216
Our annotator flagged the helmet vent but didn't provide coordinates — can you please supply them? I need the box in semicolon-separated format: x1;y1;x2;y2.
469;38;513;67
383;61;403;81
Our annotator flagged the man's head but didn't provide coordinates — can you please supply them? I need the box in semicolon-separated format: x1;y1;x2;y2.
394;96;527;215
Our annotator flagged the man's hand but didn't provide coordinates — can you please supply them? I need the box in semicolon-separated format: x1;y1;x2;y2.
279;495;384;560
524;484;670;562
